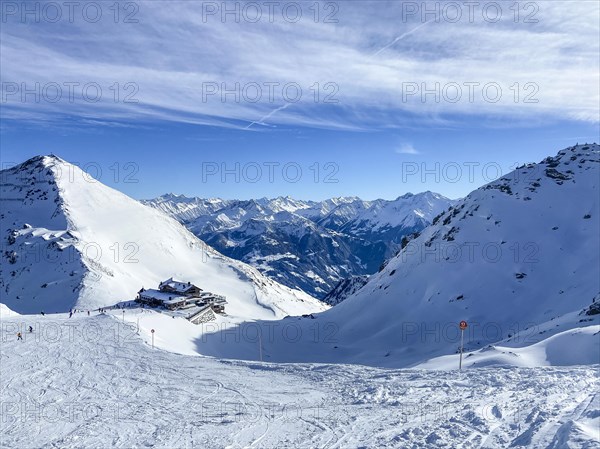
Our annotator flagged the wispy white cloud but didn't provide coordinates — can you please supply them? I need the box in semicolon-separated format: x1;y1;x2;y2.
395;143;420;155
1;1;598;130
373;18;437;57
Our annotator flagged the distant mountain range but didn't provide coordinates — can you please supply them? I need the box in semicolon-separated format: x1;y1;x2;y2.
143;192;455;300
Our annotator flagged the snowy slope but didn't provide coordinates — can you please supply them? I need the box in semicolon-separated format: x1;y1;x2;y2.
0;156;326;318
144;192;453;298
1;309;598;449
325;143;600;366
189;144;600;368
145;193;230;222
418;295;600;369
417;325;600;369
0;302;20;318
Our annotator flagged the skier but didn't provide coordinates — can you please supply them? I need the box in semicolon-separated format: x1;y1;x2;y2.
87;310;90;316
41;311;45;316
17;332;23;341
69;311;73;318
28;326;33;333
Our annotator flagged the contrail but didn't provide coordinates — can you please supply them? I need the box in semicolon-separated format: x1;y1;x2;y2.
245;18;435;130
373;18;437;57
245;103;291;129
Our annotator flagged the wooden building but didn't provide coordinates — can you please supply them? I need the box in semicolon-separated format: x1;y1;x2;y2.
136;278;227;320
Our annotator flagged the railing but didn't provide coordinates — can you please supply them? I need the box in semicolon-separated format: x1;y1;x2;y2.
186;304;212;320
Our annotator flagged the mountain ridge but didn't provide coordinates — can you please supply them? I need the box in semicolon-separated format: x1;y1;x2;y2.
143;191;455;298
193;143;600;368
0;155;326;318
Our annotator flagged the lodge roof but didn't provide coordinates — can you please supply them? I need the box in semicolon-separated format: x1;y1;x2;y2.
139;289;188;303
159;277;200;293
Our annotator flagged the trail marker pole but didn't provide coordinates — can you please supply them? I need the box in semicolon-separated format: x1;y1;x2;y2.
258;332;263;362
151;329;155;349
459;320;468;370
122;310;125;322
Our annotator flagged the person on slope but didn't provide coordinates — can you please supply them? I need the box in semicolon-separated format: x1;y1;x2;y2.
40;311;45;316
28;326;33;333
69;311;73;318
17;332;23;341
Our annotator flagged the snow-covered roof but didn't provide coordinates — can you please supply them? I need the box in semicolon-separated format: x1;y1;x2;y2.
139;289;188;303
158;277;200;293
197;292;227;303
140;287;226;307
164;297;190;306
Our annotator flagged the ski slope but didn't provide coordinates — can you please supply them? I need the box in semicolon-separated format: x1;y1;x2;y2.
139;144;600;369
318;143;600;367
417;325;600;369
1;310;599;449
0;156;326;319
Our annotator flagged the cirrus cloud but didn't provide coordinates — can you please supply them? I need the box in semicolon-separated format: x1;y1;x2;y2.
1;1;598;130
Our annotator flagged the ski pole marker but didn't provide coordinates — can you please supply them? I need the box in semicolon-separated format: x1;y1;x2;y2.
459;320;467;370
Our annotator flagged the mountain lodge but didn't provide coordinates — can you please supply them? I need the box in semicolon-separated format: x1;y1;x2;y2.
136;278;227;323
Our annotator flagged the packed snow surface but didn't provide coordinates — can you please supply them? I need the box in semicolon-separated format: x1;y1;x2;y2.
1;311;598;449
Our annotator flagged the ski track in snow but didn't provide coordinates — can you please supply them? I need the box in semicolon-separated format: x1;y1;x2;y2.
1;313;599;449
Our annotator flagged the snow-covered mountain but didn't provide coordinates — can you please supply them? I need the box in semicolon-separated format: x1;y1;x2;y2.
0;156;326;318
144;192;454;298
192;144;600;368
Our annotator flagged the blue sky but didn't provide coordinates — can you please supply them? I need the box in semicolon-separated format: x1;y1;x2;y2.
1;1;599;200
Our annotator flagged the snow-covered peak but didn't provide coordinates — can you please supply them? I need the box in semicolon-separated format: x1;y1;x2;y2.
158;193;189;201
326;191;455;236
190;144;599;369
325;143;600;365
144;192;454;298
1;155;327;317
23;154;66;166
